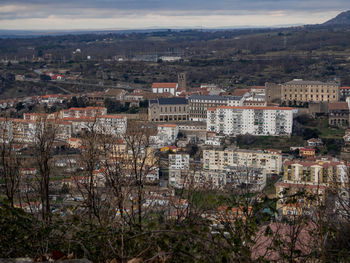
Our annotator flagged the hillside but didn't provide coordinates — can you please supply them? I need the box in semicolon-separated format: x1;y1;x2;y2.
323;10;350;25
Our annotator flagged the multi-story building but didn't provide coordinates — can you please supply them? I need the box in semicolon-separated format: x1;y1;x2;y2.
23;113;49;121
1;107;127;143
11;119;36;143
168;154;190;188
198;168;266;190
169;154;190;170
189;95;244;121
243;100;267;107
281;160;347;186
340;86;350;100
281;79;340;105
328;102;349;127
97;115;128;135
157;124;179;144
0;117;13;143
148;98;188;122
203;148;282;175
207;106;293;136
60;107;107;119
275;159;348;216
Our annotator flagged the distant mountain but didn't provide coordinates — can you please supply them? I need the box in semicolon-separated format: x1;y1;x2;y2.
323;10;350;25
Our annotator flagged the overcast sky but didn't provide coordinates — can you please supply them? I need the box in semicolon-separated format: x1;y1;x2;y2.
0;0;349;30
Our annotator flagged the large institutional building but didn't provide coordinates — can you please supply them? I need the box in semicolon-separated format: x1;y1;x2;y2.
281;79;340;105
148;98;189;122
207;106;294;136
188;95;243;121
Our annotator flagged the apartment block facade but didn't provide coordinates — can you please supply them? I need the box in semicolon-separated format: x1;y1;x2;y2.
275;159;348;216
188;95;243;121
207;106;293;136
203;148;282;175
60;107;107;119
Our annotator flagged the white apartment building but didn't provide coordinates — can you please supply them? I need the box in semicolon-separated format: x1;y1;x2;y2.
60;107;107;119
157;124;179;144
97;115;127;135
169;154;190;170
203;148;282;175
169;154;190;188
201;168;266;190
207;106;293;136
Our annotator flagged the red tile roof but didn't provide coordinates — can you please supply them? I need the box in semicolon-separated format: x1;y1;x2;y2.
158;124;177;128
232;89;250;96
100;115;126;119
152;83;178;88
213;106;294;111
328;102;349;110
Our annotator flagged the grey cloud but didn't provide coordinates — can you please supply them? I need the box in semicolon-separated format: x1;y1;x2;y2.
0;0;349;28
1;0;350;12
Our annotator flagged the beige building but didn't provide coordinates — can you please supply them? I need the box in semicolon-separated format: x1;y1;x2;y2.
148;98;188;122
275;159;348;216
281;79;340;105
203;148;282;175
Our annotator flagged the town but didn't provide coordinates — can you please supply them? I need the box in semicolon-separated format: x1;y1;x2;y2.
1;72;350;261
1;7;350;263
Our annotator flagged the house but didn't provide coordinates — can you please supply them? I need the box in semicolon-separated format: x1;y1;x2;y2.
40;94;63;105
299;148;316;158
51;74;65;81
307;138;323;147
151;83;178;96
20;168;37;177
232;89;250;97
67;137;82;148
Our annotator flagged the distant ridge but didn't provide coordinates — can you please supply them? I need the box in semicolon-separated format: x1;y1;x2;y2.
323;10;350;25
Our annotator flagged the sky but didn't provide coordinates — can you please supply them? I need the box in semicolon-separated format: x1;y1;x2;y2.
0;0;349;30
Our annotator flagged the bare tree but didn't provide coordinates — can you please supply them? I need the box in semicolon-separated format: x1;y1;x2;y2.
0;117;21;207
33;117;58;222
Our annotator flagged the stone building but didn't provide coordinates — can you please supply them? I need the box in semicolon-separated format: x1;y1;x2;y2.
178;72;187;90
148;98;188;122
265;82;282;104
281;79;340;105
328;102;349;127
